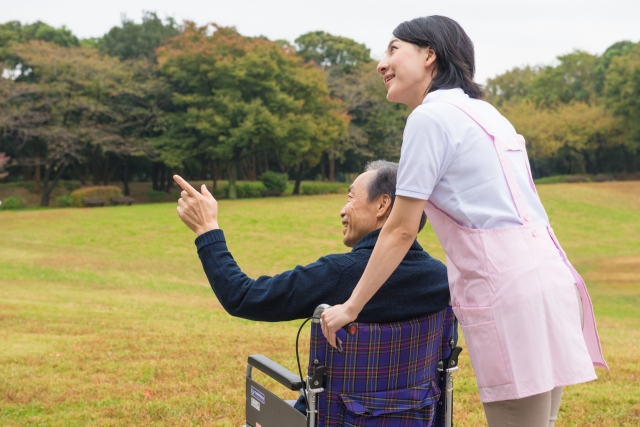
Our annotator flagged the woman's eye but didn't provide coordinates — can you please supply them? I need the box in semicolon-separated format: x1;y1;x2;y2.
390;45;397;52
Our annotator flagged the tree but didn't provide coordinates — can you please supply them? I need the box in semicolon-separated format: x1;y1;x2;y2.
326;62;410;173
157;24;348;198
293;32;412;180
0;152;9;179
499;101;620;175
0;20;79;50
485;66;539;106
295;31;371;73
99;12;180;61
0;41;162;205
594;41;637;95
527;51;598;106
604;43;640;171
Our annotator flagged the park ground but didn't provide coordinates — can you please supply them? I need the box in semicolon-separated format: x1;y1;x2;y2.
0;181;639;426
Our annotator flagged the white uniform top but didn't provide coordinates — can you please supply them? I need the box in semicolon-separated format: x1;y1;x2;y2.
396;88;549;229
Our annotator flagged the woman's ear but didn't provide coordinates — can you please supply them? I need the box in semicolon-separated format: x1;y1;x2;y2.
425;46;437;69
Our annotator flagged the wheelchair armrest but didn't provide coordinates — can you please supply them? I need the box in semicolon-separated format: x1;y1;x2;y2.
247;354;305;391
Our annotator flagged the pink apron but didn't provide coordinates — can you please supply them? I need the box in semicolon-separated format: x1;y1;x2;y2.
422;99;608;403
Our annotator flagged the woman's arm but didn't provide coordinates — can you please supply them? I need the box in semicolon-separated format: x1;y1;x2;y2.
320;195;427;347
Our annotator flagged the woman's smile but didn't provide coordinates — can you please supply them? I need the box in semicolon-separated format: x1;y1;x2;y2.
384;74;395;87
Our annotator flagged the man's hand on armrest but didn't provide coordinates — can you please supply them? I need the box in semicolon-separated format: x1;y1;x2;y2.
174;175;219;236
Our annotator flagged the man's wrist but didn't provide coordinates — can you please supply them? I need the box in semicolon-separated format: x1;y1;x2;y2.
196;222;220;236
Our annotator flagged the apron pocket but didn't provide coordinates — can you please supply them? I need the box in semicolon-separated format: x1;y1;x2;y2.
456;306;511;388
338;381;440;427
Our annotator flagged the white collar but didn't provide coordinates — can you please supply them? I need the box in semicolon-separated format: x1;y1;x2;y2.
422;88;466;104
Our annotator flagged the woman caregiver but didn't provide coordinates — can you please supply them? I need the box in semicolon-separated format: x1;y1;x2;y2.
321;15;607;427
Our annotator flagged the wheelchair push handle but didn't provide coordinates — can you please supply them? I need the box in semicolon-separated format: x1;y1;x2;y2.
312;304;358;335
312;304;357;354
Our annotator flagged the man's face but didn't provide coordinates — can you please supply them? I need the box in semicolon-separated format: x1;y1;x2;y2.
340;171;380;248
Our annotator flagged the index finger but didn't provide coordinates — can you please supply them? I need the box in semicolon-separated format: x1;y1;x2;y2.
173;175;199;197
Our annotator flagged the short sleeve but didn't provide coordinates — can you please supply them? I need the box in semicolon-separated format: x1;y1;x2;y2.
396;108;456;200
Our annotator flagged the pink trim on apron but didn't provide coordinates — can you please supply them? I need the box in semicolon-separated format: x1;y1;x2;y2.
422;99;607;403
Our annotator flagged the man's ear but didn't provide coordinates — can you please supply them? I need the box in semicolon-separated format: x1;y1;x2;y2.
376;194;393;218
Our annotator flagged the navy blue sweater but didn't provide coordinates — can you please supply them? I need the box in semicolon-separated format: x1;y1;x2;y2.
195;228;450;323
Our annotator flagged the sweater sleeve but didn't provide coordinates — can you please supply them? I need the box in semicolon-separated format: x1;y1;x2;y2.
195;229;347;322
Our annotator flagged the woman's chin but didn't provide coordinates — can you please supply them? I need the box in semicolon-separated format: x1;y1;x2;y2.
385;87;404;104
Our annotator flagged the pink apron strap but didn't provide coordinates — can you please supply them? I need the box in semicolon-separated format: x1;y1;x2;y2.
431;99;533;224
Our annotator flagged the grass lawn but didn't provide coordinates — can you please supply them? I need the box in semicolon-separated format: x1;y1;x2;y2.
1;181;639;426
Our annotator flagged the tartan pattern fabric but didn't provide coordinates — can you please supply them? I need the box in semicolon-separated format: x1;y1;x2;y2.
309;308;454;427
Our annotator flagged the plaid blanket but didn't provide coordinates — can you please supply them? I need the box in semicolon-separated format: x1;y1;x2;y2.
309;308;454;427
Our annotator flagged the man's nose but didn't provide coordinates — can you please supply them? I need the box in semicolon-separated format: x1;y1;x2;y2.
340;206;347;218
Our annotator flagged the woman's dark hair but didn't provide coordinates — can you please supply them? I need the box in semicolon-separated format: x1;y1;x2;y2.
393;15;484;99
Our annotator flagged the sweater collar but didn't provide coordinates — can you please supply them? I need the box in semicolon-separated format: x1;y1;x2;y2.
352;228;423;252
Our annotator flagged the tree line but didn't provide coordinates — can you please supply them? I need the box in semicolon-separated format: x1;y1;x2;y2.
486;42;640;177
1;13;638;206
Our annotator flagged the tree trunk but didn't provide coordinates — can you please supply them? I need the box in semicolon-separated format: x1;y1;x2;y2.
84;163;90;185
240;157;250;181
122;156;130;196
102;153;110;185
320;153;326;181
228;160;238;199
40;162;67;207
34;145;42;193
251;149;257;181
152;162;160;191
293;162;304;195
107;160;119;184
263;151;269;173
275;151;287;173
159;163;166;191
210;160;217;189
72;162;87;185
199;157;208;180
165;167;172;193
21;164;32;181
92;146;100;185
329;152;335;182
626;149;637;173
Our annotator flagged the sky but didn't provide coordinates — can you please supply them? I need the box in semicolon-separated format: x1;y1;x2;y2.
2;0;640;83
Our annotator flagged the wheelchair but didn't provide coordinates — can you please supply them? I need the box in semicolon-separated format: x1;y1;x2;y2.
243;304;461;427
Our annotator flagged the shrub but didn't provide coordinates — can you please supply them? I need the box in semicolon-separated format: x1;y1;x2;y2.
222;182;265;199
145;189;169;202
212;187;227;199
70;186;123;207
56;195;72;207
64;181;82;192
18;181;36;192
0;196;26;210
237;182;264;198
300;183;348;195
260;171;288;193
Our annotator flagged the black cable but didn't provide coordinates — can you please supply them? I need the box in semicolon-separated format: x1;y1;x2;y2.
295;317;315;414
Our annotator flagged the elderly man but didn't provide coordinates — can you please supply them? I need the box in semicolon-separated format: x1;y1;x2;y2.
173;160;449;322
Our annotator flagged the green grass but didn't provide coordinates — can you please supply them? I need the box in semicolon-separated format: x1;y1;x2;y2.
1;182;639;426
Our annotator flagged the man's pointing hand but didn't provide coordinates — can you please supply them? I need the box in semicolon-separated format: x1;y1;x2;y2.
174;175;219;235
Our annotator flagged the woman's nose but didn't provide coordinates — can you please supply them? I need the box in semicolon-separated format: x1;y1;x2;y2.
377;59;388;75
